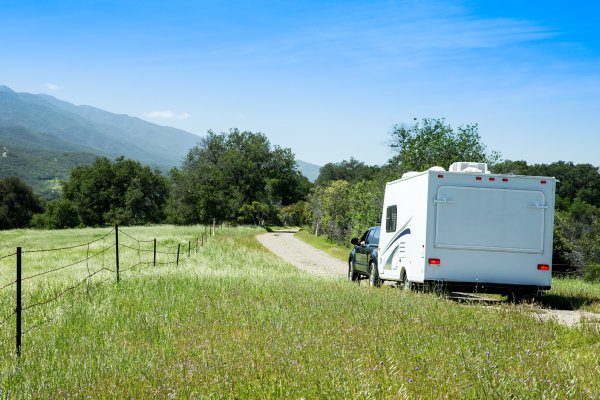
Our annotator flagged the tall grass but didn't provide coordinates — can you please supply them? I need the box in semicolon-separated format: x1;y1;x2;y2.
0;226;598;398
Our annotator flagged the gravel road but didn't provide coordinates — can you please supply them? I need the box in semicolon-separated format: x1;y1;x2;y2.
257;230;599;327
256;230;347;278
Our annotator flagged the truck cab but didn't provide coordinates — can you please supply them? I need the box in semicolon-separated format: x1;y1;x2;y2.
348;226;380;283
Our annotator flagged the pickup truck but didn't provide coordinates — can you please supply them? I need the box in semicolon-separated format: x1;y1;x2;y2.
348;226;380;286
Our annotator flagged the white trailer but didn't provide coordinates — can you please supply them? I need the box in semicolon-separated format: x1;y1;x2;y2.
376;162;556;296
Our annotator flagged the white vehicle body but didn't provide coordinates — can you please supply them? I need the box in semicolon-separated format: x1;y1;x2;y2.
377;163;556;292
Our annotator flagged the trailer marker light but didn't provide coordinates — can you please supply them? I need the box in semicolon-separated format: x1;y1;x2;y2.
541;180;547;184
437;174;444;179
489;177;495;181
537;264;550;271
428;258;441;265
502;178;509;182
476;177;482;181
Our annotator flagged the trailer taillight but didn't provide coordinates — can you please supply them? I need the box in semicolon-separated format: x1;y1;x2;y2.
489;177;495;181
502;178;509;182
541;180;547;184
428;258;441;265
438;174;444;179
537;264;550;271
476;177;482;181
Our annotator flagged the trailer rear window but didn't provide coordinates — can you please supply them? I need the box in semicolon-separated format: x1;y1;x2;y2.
386;205;397;232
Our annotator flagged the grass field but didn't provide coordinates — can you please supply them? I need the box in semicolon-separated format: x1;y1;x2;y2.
0;226;599;398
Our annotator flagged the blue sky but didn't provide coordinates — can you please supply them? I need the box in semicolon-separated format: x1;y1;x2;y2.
1;0;599;167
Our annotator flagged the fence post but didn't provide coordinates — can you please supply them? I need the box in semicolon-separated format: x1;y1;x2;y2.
176;244;180;267
212;218;216;237
196;237;199;254
188;241;191;258
153;238;157;267
16;247;22;358
115;225;120;282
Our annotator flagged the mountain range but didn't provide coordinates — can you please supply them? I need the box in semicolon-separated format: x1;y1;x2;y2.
0;85;320;198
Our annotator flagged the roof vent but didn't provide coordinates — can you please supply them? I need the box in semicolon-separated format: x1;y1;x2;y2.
402;171;420;179
449;162;489;174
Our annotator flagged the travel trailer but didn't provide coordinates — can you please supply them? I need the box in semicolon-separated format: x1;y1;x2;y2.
375;162;556;297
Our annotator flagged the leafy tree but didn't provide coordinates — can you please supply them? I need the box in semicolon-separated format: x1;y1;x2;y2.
278;201;309;227
388;118;500;173
62;157;168;226
492;160;600;210
167;129;310;224
315;158;380;186
0;176;43;229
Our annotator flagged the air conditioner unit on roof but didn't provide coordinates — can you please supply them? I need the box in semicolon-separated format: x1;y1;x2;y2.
449;162;489;174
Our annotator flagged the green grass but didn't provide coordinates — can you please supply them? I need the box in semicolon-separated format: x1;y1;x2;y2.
295;228;351;262
0;226;599;398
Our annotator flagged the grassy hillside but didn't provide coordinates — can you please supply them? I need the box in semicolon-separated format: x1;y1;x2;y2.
0;126;98;199
0;226;598;398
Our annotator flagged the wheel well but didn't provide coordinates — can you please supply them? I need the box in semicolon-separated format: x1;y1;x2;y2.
400;268;406;281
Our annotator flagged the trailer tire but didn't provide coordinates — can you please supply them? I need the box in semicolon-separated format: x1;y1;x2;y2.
368;262;381;287
402;271;412;291
348;259;359;282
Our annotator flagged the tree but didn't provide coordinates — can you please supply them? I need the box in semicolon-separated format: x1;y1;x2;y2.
315;158;380;186
0;177;44;229
62;157;169;226
167;129;311;224
388;118;500;173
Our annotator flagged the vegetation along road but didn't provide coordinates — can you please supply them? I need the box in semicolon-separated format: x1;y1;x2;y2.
262;229;600;328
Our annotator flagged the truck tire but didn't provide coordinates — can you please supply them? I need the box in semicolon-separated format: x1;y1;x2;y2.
369;262;381;287
348;259;359;282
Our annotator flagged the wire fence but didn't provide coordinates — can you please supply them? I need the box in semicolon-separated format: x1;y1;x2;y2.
0;223;217;358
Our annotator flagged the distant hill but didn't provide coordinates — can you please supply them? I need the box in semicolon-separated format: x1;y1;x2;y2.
0;84;321;196
296;160;321;182
0;126;98;199
0;85;200;168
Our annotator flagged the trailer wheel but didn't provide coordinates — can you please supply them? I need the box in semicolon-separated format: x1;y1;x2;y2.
348;259;359;282
402;271;412;291
368;262;381;287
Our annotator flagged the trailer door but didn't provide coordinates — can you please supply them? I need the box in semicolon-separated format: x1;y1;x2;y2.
434;186;546;253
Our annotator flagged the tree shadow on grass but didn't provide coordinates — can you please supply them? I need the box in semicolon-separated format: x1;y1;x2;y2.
536;293;599;311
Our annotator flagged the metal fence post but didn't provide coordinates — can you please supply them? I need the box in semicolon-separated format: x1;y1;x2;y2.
176;244;180;267
115;225;120;282
188;241;191;258
196;237;199;254
153;238;157;267
16;247;22;358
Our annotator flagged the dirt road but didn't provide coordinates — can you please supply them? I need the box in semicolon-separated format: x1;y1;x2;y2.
256;229;347;278
257;230;599;327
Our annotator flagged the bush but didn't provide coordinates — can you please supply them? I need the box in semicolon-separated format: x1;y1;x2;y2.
583;264;600;283
31;199;81;229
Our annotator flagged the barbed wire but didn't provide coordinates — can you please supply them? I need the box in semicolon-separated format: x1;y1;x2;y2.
118;243;155;253
22;244;116;282
22;228;115;254
0;279;17;292
0;252;16;261
118;229;154;243
23;267;112;312
0;310;15;328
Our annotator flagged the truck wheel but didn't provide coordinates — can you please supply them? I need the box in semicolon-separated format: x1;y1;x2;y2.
369;262;381;287
348;259;359;282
